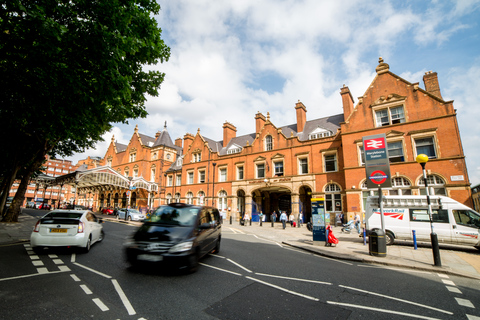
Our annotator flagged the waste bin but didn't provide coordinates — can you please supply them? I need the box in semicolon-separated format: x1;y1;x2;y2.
369;229;386;257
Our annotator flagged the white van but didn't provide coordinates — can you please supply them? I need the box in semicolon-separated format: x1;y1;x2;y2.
365;195;480;248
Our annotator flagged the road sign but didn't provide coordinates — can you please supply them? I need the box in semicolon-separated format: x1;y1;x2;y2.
130;186;136;190
363;134;392;189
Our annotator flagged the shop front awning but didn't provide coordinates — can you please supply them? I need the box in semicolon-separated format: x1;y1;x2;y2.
49;165;158;193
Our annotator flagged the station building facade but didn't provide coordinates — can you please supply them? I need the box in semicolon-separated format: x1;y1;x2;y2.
89;59;472;223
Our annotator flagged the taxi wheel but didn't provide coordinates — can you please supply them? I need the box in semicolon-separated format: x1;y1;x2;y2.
83;237;92;253
98;230;105;242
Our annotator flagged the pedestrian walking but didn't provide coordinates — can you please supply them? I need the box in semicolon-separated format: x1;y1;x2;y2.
272;211;277;223
280;211;288;229
298;212;303;228
244;212;250;226
354;213;361;234
288;213;295;227
258;211;264;226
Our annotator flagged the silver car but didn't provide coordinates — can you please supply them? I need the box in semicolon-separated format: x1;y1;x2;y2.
30;210;104;253
117;208;145;221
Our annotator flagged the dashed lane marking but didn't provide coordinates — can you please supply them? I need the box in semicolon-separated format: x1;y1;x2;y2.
455;297;475;308
92;298;109;312
80;284;93;295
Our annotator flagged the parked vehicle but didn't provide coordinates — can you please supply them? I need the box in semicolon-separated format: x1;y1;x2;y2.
365;195;480;248
101;207;114;215
26;201;36;208
38;203;51;210
30;210;104;253
125;203;222;272
117;208;145;221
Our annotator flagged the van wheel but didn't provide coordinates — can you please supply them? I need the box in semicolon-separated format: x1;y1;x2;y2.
385;231;394;246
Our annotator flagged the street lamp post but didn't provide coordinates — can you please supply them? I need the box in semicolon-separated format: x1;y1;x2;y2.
127;176;133;221
416;154;442;267
212;163;217;206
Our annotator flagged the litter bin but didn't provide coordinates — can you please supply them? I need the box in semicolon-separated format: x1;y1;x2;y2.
369;229;386;257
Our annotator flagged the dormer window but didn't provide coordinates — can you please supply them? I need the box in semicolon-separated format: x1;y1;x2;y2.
309;127;332;140
129;153;136;162
227;144;242;154
192;153;201;162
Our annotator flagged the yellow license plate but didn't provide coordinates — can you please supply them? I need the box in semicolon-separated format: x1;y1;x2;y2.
50;228;67;233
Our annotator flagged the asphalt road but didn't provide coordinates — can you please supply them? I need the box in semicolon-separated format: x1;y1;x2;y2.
1;213;479;319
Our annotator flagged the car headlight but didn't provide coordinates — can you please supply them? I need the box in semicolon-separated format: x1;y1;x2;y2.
168;241;193;253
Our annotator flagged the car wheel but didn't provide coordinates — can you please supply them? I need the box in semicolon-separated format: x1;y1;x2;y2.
211;237;221;254
83;237;92;253
385;231;395;246
98;230;105;242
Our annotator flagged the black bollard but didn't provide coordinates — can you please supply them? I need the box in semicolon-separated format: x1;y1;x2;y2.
230;216;232;225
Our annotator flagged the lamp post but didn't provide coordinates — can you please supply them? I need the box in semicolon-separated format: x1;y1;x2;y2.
212;163;217;206
416;154;442;267
127;176;133;221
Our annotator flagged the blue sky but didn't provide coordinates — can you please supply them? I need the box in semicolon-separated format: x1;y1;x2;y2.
70;0;480;186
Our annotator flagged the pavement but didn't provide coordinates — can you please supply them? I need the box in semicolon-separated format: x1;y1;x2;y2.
2;211;480;280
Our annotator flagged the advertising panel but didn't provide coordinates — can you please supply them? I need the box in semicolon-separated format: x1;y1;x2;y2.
363;134;392;189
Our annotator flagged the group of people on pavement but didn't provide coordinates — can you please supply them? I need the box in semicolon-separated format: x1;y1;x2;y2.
242;211;304;229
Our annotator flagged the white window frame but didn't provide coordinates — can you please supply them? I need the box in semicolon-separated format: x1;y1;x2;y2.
198;170;206;183
412;133;438;159
274;161;284;176
186;192;193;204
236;165;244;180
218;190;227;211
298;157;309;175
219;167;227;182
323;152;337;173
130;153;136;162
387;140;405;163
167;175;173;187
373;103;406;127
176;174;181;186
187;171;194;185
265;135;273;151
150;168;156;182
256;163;265;179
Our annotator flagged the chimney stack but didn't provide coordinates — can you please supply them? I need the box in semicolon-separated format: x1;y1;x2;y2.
295;101;307;133
340;85;354;119
255;112;266;134
222;121;237;148
175;138;182;148
423;71;443;100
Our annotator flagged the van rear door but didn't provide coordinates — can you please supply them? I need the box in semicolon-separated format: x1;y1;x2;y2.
451;209;480;246
409;208;453;244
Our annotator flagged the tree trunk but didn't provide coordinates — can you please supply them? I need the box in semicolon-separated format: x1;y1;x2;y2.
0;166;19;220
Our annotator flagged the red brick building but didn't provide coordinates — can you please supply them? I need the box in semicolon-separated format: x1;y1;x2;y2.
86;59;472;223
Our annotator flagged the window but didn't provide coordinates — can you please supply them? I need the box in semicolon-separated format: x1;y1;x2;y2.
199;170;205;183
237;166;244;180
265;136;273;151
325;183;342;212
175;193;180;203
418;174;446;195
218;191;227;211
415;137;436;159
309;127;332;140
152;152;157;160
198;191;205;205
388;141;404;163
193;153;201;162
187;172;194;184
375;106;405;127
274;161;284;176
256;163;265;179
167;175;173;186
452;210;480;228
410;209;449;223
130;153;136;162
324;154;337;172
219;168;227;182
227;145;242;154
299;158;308;174
186;192;193;204
388;177;412;195
133;169;138;178
150;168;156;182
176;174;181;186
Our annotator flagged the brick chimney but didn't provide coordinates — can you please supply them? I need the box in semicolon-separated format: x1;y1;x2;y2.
175;138;182;148
423;71;443;100
340;85;354;118
295;101;307;133
222;121;237;148
183;133;194;152
255;112;266;134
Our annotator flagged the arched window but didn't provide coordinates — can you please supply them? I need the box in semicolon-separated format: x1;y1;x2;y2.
166;193;172;204
265;135;273;151
218;191;227;211
389;177;412;195
198;191;205;205
325;183;342;212
175;192;181;203
186;192;193;204
418;174;446;195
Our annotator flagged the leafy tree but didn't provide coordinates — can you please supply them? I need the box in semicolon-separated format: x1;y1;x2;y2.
0;0;170;221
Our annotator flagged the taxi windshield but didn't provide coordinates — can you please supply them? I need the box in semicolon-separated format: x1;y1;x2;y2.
147;206;198;226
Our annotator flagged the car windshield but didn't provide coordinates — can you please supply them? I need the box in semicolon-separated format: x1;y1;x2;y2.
45;211;83;219
128;209;141;214
147;206;198;226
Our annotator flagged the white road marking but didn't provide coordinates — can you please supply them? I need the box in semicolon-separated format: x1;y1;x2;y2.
315;254;353;265
48;254;58;258
200;263;243;276
339;285;453;315
246;276;319;301
73;262;112;279
52;259;63;265
71;253;76;263
226;258;252;273
208;253;225;259
437;273;449;278
455;297;475;308
0;270;69;282
229;228;245;234
446;286;462;294
441;279;455;286
112;279;136;315
327;301;442;320
255;273;332;285
58;266;70;272
80;284;92;295
467;315;480;320
32;260;44;266
70;274;81;282
29;255;39;260
92;298;109;312
358;264;430;273
37;267;48;274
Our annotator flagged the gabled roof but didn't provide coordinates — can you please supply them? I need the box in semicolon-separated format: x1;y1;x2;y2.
115;142;127;153
139;133;156;147
296;114;344;140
